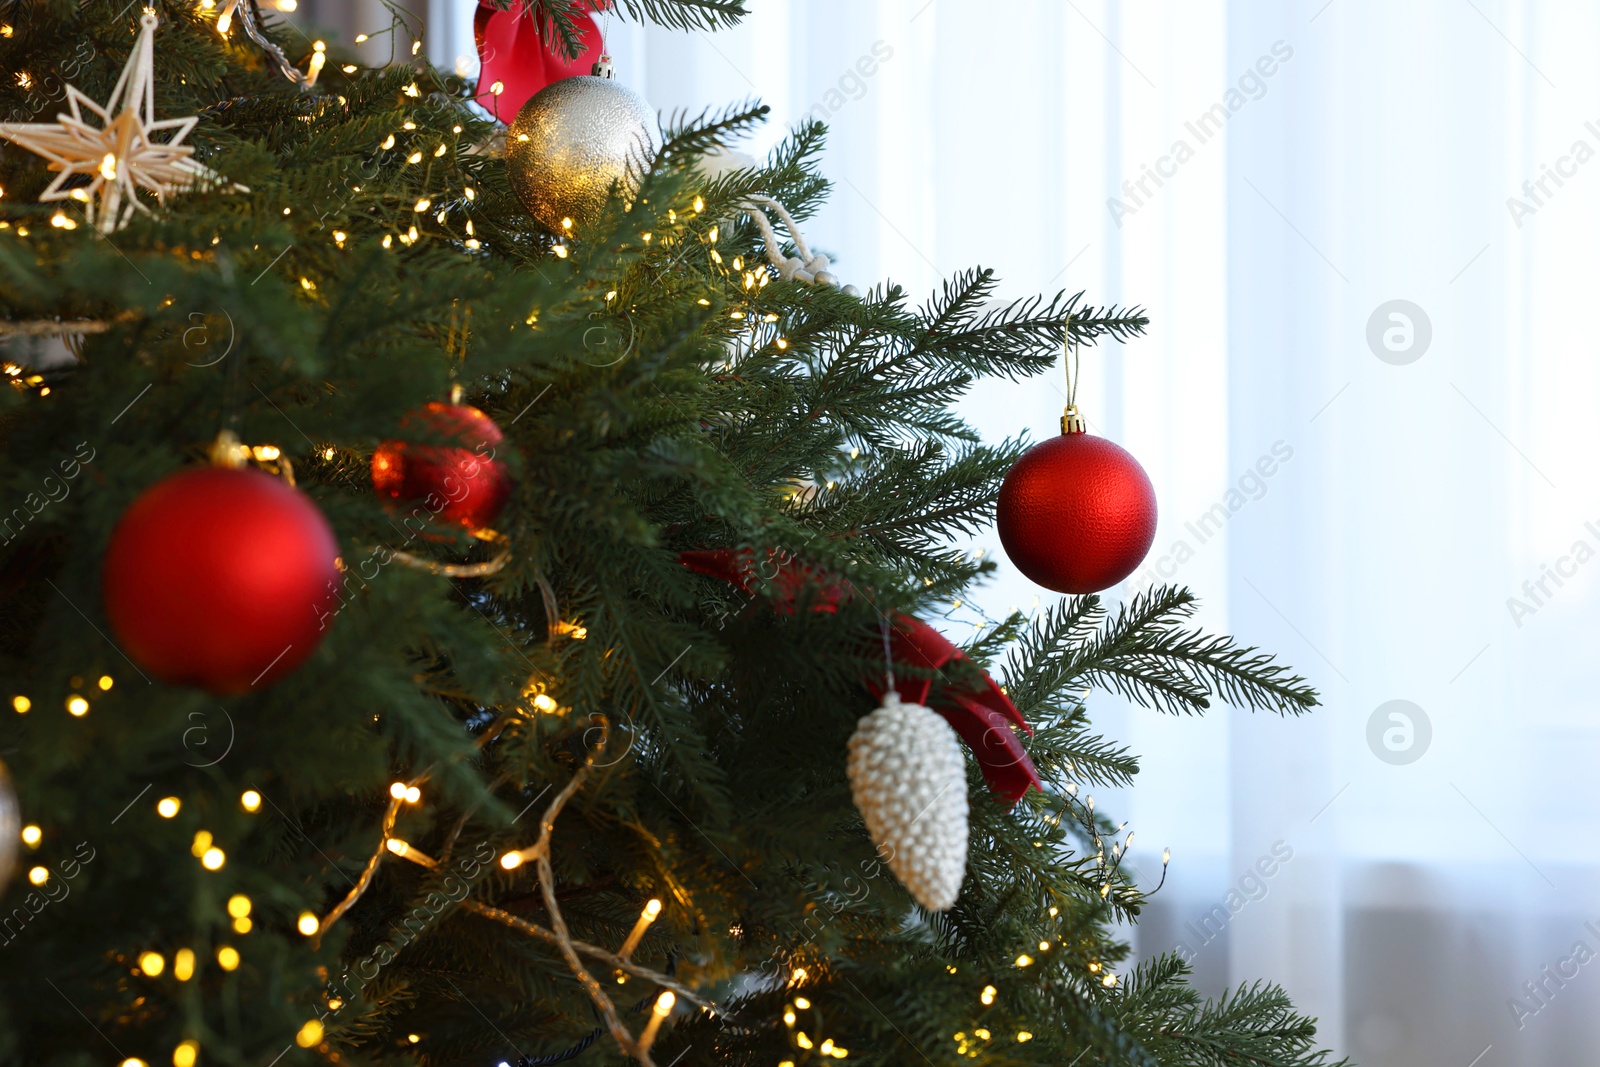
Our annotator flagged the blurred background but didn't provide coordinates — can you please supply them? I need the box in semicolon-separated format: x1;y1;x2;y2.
280;3;1600;1064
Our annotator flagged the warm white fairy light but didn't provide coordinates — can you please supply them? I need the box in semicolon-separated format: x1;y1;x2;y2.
617;898;662;958
637;990;675;1051
385;838;437;867
305;41;326;87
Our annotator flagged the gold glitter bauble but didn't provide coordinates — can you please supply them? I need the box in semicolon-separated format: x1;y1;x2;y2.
505;74;659;235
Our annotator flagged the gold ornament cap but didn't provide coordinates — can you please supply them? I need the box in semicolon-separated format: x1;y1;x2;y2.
1060;405;1087;435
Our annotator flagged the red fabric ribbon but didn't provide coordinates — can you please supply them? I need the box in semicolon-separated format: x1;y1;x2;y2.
474;1;607;124
679;549;1042;807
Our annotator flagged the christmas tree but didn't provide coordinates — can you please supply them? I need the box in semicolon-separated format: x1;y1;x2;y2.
0;2;1346;1065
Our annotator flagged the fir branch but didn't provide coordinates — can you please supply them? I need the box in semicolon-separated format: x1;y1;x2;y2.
657;101;772;162
1007;587;1320;717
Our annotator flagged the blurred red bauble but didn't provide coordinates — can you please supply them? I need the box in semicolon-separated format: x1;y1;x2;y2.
473;0;606;123
371;402;512;531
996;423;1157;594
102;467;341;694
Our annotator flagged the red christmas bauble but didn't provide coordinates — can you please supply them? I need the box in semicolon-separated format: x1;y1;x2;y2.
102;467;341;694
996;429;1158;594
371;402;512;530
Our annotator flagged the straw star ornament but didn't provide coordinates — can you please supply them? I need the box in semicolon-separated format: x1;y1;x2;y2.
0;12;245;233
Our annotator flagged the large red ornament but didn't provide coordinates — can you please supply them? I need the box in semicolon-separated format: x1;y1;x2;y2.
371;402;512;531
102;467;341;694
474;0;606;124
679;549;1042;807
997;421;1157;594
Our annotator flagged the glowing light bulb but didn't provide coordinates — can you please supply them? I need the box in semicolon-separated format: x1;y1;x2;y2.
66;695;89;716
138;951;165;976
11;696;29;713
173;1041;199;1067
241;790;261;812
227;894;252;918
27;866;47;885
216;945;240;970
174;948;195;980
201;847;225;870
296;1019;324;1047
298;912;320;936
500;851;524;870
97;675;113;690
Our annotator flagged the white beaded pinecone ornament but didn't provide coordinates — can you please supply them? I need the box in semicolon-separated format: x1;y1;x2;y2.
847;693;969;911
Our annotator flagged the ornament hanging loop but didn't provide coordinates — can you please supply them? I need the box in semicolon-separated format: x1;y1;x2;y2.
879;615;897;696
1061;321;1086;434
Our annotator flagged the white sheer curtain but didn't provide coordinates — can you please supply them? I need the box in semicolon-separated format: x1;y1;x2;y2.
433;4;1600;1063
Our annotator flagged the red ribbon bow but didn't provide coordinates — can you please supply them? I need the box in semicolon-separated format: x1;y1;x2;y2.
474;1;607;124
679;549;1042;807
